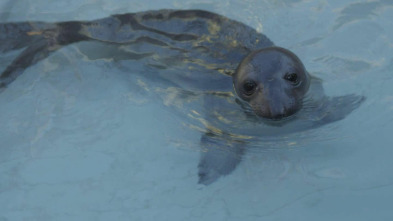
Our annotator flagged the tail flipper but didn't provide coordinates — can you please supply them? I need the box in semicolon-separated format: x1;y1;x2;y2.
0;39;52;89
0;21;88;91
0;22;55;53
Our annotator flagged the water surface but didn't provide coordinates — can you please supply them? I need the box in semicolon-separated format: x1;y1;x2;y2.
0;0;392;220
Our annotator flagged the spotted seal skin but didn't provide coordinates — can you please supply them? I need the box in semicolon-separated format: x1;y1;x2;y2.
0;10;365;185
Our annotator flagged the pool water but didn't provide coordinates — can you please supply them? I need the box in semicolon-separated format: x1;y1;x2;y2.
0;0;393;220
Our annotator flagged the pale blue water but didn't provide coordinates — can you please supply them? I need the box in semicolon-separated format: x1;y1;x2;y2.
0;0;392;220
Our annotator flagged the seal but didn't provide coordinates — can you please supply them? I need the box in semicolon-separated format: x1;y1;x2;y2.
0;9;365;185
233;47;310;120
196;47;364;185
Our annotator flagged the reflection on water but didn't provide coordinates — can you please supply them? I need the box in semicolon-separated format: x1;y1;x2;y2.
333;0;393;30
0;0;393;220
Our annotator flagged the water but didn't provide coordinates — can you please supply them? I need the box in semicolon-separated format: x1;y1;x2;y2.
0;0;392;220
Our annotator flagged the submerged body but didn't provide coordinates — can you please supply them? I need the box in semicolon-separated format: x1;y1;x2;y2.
0;10;364;185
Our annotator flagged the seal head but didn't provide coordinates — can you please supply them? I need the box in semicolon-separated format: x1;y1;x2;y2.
233;47;310;120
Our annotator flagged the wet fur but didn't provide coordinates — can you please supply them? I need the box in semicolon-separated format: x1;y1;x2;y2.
0;10;365;185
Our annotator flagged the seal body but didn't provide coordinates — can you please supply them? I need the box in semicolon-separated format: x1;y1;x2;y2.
0;10;365;185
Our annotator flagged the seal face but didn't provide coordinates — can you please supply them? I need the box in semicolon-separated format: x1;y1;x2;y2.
233;47;310;120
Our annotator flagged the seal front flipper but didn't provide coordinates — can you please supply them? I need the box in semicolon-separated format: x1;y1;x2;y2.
314;94;365;126
198;132;246;185
302;76;365;127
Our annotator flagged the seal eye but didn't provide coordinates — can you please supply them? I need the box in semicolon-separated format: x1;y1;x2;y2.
284;73;299;85
243;80;257;96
